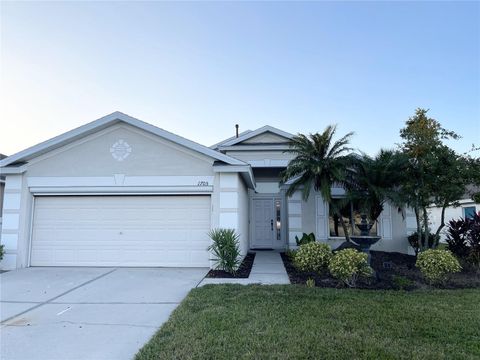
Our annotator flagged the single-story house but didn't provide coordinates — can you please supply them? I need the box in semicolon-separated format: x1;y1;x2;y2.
0;112;413;270
429;194;479;242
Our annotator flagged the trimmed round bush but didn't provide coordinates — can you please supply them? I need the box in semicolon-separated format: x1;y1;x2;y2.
328;248;373;287
416;249;461;284
294;242;332;273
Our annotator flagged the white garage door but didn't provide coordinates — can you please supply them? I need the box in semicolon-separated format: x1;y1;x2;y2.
31;195;211;267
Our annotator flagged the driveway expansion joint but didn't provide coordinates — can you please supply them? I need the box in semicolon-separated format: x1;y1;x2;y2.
1;268;117;325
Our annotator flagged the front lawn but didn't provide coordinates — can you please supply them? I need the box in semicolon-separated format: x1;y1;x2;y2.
136;285;480;359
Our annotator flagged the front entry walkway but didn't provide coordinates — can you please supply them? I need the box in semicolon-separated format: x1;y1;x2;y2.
199;251;290;286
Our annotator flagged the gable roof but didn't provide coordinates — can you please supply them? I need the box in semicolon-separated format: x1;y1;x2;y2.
210;129;253;149
217;125;293;148
0;112;247;168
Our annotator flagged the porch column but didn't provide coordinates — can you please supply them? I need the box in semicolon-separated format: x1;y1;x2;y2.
217;173;249;256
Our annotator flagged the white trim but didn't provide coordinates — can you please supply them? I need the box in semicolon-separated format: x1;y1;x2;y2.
27;175;215;188
218;144;290;151
0;111;246;168
210;130;253;149
315;195;329;240
220;125;294;147
0;166;27;174
247;159;290;168
27;196;35;267
30;186;213;195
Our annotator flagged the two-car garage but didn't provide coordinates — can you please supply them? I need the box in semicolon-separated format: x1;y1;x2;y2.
30;195;211;267
0;113;254;270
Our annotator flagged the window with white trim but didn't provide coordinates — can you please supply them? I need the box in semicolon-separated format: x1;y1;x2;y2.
463;206;477;219
328;198;378;237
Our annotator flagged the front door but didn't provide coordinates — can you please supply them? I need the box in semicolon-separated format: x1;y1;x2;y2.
252;197;281;248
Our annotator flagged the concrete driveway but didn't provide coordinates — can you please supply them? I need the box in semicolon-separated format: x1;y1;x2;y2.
0;267;208;360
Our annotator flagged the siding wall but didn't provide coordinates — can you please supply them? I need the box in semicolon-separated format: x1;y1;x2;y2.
429;201;480;242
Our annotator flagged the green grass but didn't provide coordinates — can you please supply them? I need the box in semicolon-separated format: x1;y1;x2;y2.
136;285;480;360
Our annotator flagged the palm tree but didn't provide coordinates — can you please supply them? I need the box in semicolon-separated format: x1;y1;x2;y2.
280;125;354;241
344;150;408;227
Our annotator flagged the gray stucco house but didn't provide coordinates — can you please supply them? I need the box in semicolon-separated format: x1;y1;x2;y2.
0;112;412;269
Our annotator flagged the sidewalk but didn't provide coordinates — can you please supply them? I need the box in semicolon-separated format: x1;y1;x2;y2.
198;251;290;286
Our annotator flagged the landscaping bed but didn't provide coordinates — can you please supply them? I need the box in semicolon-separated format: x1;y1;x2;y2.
281;250;480;290
136;285;480;360
205;252;256;278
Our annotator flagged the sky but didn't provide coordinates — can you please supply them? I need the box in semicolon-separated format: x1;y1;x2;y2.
1;1;479;157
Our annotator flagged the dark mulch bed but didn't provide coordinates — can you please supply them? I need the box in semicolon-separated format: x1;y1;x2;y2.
281;250;480;290
206;252;256;278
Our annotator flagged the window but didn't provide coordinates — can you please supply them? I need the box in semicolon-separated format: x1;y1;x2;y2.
464;206;477;219
275;199;281;240
329;198;377;237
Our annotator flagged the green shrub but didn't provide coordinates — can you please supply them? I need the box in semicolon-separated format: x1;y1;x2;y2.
207;228;241;274
328;248;373;287
295;232;316;246
392;275;414;290
416;249;461;285
294;242;332;273
0;244;4;261
285;249;297;260
305;278;315;288
408;232;439;255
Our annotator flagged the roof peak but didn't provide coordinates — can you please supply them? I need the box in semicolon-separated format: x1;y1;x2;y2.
0;112;247;168
215;125;294;148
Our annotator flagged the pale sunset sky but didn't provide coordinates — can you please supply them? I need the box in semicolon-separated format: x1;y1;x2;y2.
1;1;479;157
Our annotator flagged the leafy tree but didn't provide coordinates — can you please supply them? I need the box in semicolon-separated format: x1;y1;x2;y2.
398;108;479;249
427;148;480;240
280;125;354;241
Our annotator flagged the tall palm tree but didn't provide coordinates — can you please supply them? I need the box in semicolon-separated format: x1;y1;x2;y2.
280;125;354;241
344;150;408;227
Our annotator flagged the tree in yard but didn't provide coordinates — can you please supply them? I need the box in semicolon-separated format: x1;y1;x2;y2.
280;125;354;241
427;148;480;241
344;149;408;227
398;108;479;250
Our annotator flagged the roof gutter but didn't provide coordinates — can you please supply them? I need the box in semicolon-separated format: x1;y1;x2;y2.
0;165;27;175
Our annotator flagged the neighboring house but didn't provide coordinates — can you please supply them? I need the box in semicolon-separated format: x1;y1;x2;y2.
0;112;410;270
429;195;479;242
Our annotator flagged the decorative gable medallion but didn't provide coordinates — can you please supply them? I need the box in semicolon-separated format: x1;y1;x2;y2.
110;139;132;161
